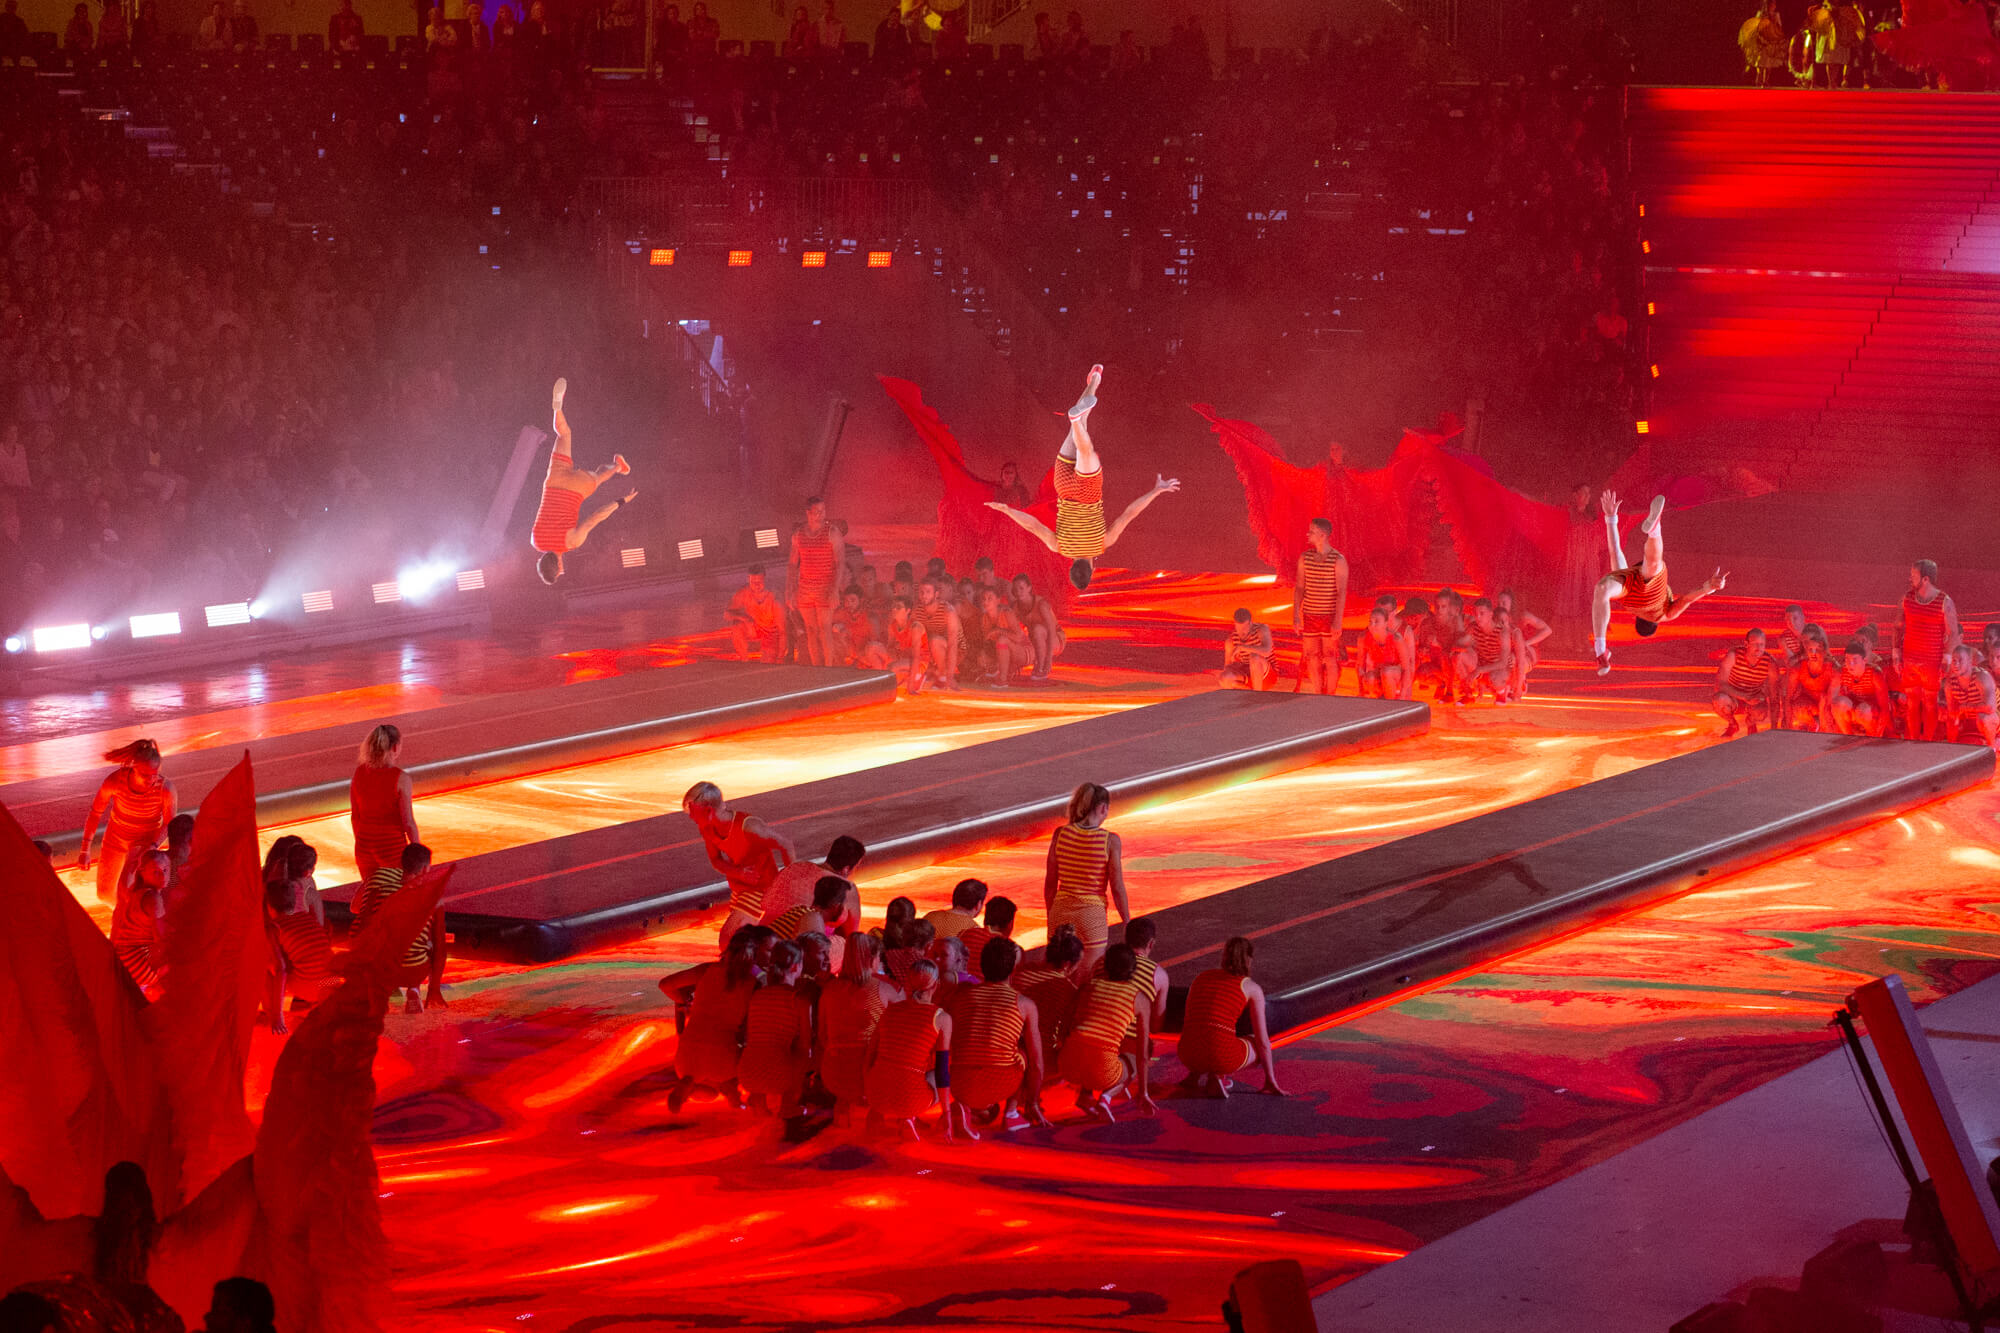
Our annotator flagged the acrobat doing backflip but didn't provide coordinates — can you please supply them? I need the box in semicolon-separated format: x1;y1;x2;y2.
1589;490;1728;675
530;378;636;585
985;364;1179;591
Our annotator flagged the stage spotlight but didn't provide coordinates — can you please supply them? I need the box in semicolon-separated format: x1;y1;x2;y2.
129;612;183;639
1635;420;1651;434
455;569;487;592
302;589;335;614
90;624;111;641
727;249;753;267
621;548;647;569
248;599;270;620
372;581;402;605
32;623;92;652
397;562;458;603
801;250;828;268
3;635;22;653
754;528;780;549
678;538;705;560
867;251;892;268
204;602;253;627
649;248;675;266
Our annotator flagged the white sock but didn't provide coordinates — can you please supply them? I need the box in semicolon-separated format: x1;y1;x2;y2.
1592;636;1607;655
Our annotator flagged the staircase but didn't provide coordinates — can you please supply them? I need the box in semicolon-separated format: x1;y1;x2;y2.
1631;88;2000;496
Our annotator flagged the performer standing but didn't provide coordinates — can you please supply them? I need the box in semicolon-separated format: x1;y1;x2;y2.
1589;491;1727;675
78;739;177;902
787;496;845;666
984;364;1180;590
1899;559;1960;742
684;781;795;950
1044;782;1129;970
350;723;419;888
529;378;635;585
1294;517;1348;695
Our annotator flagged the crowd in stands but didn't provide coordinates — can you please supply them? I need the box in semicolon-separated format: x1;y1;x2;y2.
666;780;1285;1139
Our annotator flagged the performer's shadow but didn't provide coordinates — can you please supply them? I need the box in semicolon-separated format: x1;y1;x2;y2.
1378;856;1559;935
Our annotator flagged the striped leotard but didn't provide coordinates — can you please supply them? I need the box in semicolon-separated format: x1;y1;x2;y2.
737;984;812;1100
1298;549;1342;632
1012;963;1077;1066
1614;564;1673;622
949;981;1028;1110
90;768;176;901
269;906;337;999
349;763;409;887
1840;661;1885;700
1793;658;1837;704
1057;975;1139;1092
676;966;753;1086
1053;457;1106;560
1048;823;1113;951
530;483;583;554
1723;651;1774;697
915;600;956;645
1470;622;1506;667
818;978;890;1104
1903;590;1950;674
1945;669;1996;718
865;999;944;1118
355;868;435;972
1360;631;1401;674
1177;969;1253;1077
708;811;780;920
110;890;162;991
793;528;838;606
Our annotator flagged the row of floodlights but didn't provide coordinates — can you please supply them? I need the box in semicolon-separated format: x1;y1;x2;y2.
5;530;784;655
647;248;894;269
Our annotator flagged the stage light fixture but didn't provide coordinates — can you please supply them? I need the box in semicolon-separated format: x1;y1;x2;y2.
1650;364;1660;378
1647;301;1656;315
372;581;402;605
1635;420;1651;434
621;547;647;568
678;538;705;560
302;589;335;614
801;250;828;268
248;600;270;620
3;635;22;653
754;528;780;549
90;624;111;641
727;250;753;267
1641;240;1651;254
129;612;183;639
32;623;92;652
204;602;252;627
649;248;675;266
456;569;487;592
867;251;892;268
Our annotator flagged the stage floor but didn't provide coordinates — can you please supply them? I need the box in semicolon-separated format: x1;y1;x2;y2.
11;563;2000;1331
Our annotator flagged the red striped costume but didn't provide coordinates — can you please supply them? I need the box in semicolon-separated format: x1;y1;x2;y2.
1723;650;1774;697
349;763;409;887
110;890;162;992
1297;549;1342;635
1945;670;1995;718
1359;631;1401;674
865;999;944;1118
1048;824;1112;951
1053;457;1106;559
530;484;583;554
1904;590;1951;674
355;868;435;973
1012;963;1076;1067
1840;661;1885;700
676;965;753;1086
793;528;838;607
1177;970;1253;1076
1471;623;1505;667
89;768;176;902
1614;564;1672;622
948;981;1028;1109
818;978;890;1104
1057;976;1139;1092
269;908;337;999
737;985;812;1100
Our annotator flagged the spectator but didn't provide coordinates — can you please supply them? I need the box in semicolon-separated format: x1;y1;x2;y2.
229;0;257;50
1110;27;1141;76
130;0;159;51
686;0;717;60
656;1;686;70
197;0;228;48
818;0;844;53
492;0;516;45
466;0;490;52
63;2;94;59
201;1277;278;1333
872;0;905;64
97;0;127;54
328;0;364;53
425;6;458;52
0;0;27;64
1031;9;1056;60
784;3;816;59
1059;8;1087;62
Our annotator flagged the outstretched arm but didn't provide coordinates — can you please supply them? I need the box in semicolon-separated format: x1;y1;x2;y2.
566;488;637;551
1103;475;1180;550
984;501;1059;553
1657;568;1728;624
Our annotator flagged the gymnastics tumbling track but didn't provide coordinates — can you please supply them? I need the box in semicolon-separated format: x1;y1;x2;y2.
324;691;1432;963
3;662;897;858
1146;732;1996;1034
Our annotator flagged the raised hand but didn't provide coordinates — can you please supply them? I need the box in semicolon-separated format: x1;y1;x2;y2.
1600;489;1620;519
621;488;638;504
1155;475;1181;494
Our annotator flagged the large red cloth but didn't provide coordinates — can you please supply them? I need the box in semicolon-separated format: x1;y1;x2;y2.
0;799;175;1220
1875;0;2000;87
878;375;1075;601
249;866;449;1333
144;753;267;1208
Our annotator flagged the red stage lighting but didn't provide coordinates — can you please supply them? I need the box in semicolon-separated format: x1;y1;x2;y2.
867;251;892;268
727;250;753;267
1635;420;1651;434
648;248;675;267
801;251;828;268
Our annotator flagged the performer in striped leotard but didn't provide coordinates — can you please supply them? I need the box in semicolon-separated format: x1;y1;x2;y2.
350;723;419;890
787;497;845;666
907;577;962;694
1220;608;1275;691
354;842;450;1014
1013;924;1085;1071
1176;936;1284;1098
1784;633;1840;732
1900;559;1961;741
737;940;814;1118
78;739;177;903
684;781;794;952
264;843;337;1031
1294;517;1348;695
864;959;975;1141
948;937;1048;1128
1830;638;1893;737
1357;606;1410;700
1943;644;1999;750
111;850;171;997
985;364;1180;591
1044;783;1129;969
1713;628;1777;739
1057;943;1154;1121
668;933;759;1112
529;378;635;585
817;933;900;1125
1589;491;1727;676
1452;597;1515;703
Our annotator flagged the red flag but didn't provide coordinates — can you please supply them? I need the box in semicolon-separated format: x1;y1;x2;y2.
145;753;266;1206
0;798;174;1218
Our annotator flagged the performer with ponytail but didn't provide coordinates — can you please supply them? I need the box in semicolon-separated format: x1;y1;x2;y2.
350;723;419;888
1043;782;1129;970
78;739;177;902
529;377;636;585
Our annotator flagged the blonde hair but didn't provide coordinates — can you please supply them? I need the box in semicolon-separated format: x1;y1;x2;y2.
682;781;723;812
358;723;402;766
1067;781;1110;825
840;930;883;982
